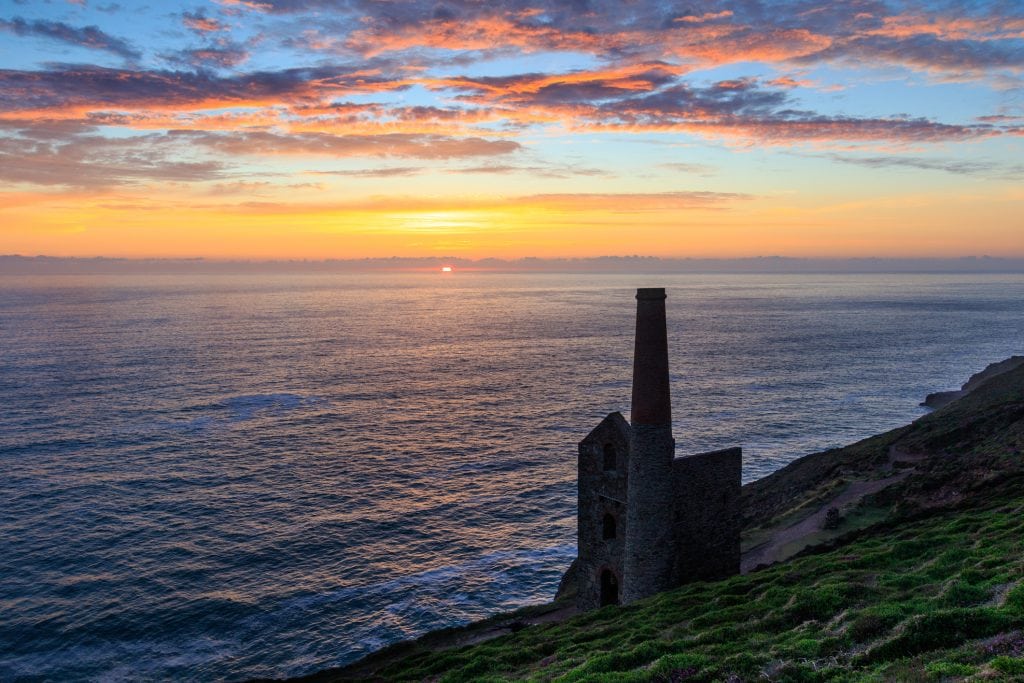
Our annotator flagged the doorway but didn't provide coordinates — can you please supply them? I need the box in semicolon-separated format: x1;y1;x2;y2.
600;569;619;606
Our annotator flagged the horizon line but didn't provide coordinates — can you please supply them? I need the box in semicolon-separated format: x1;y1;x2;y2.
4;254;1024;275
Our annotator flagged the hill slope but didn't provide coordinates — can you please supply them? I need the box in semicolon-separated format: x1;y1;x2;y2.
293;362;1024;682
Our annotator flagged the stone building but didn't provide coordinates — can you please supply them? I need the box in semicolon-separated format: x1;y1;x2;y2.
576;288;742;610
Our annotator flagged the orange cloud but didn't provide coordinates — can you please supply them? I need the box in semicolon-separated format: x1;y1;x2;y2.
867;14;1024;41
0;65;413;117
343;13;835;71
182;11;229;33
665;27;833;64
517;191;750;211
674;11;734;24
346;15;619;57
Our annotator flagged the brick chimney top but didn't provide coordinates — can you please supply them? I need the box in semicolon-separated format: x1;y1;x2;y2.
635;288;666;300
630;287;671;426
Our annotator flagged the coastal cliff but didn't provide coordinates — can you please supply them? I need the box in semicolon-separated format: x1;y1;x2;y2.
282;359;1024;682
921;356;1024;409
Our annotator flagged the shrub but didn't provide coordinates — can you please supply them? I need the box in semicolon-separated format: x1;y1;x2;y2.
785;585;848;623
565;641;674;678
792;638;820;658
980;630;1024;657
867;608;1012;661
941;580;990;607
767;661;820;682
650;653;710;681
1005;584;1024;610
823;507;842;530
925;660;976;679
991;656;1024;675
849;604;906;642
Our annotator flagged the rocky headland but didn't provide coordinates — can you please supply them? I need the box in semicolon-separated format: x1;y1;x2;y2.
921;356;1024;409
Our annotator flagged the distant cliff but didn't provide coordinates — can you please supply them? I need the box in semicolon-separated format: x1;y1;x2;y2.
921;356;1024;409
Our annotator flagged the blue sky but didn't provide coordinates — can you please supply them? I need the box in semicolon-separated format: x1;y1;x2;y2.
1;0;1022;258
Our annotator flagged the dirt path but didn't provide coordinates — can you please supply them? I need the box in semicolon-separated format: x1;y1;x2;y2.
740;471;909;572
741;443;927;572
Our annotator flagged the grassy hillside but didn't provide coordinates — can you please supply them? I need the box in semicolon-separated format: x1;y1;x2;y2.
297;364;1024;682
741;361;1024;557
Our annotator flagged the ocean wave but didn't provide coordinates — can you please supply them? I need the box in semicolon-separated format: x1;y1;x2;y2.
155;393;324;432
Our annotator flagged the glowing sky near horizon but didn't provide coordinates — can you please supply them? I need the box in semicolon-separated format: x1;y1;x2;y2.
0;0;1022;259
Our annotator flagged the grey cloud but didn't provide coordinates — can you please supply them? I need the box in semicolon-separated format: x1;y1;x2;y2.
162;44;250;69
0;16;140;61
0;131;226;187
0;64;403;112
800;33;1024;72
307;166;425;177
451;163;611;178
659;162;716;176
309;162;609;178
826;153;1024;177
173;130;521;159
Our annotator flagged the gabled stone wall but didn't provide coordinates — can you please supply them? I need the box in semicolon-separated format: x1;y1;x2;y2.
576;412;630;611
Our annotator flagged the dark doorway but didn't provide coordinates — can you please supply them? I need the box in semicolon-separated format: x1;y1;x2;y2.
600;569;619;606
602;443;616;471
602;513;616;540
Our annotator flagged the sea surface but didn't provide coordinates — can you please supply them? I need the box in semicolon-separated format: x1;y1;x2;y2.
2;272;1023;681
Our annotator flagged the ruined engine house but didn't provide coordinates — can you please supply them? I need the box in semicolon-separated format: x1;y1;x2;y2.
576;288;742;610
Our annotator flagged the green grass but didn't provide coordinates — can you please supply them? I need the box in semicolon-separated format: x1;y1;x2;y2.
318;495;1024;682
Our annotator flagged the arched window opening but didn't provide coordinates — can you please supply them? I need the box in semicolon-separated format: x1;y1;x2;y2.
602;443;616;471
600;569;619;606
602;513;616;540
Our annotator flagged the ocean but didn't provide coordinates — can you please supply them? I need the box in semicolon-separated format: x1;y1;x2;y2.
2;272;1023;681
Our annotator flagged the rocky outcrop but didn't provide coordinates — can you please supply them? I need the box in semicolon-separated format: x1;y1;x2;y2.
554;557;578;601
921;356;1024;409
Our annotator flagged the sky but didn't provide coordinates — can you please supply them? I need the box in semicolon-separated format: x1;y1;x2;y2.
0;0;1022;260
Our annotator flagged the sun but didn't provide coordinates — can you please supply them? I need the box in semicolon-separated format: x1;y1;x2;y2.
441;266;453;273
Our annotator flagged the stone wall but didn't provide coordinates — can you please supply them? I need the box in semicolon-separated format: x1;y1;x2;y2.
622;423;676;604
575;412;630;611
670;447;742;584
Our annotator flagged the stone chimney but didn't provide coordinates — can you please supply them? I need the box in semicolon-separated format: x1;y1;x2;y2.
622;287;676;604
630;288;672;426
